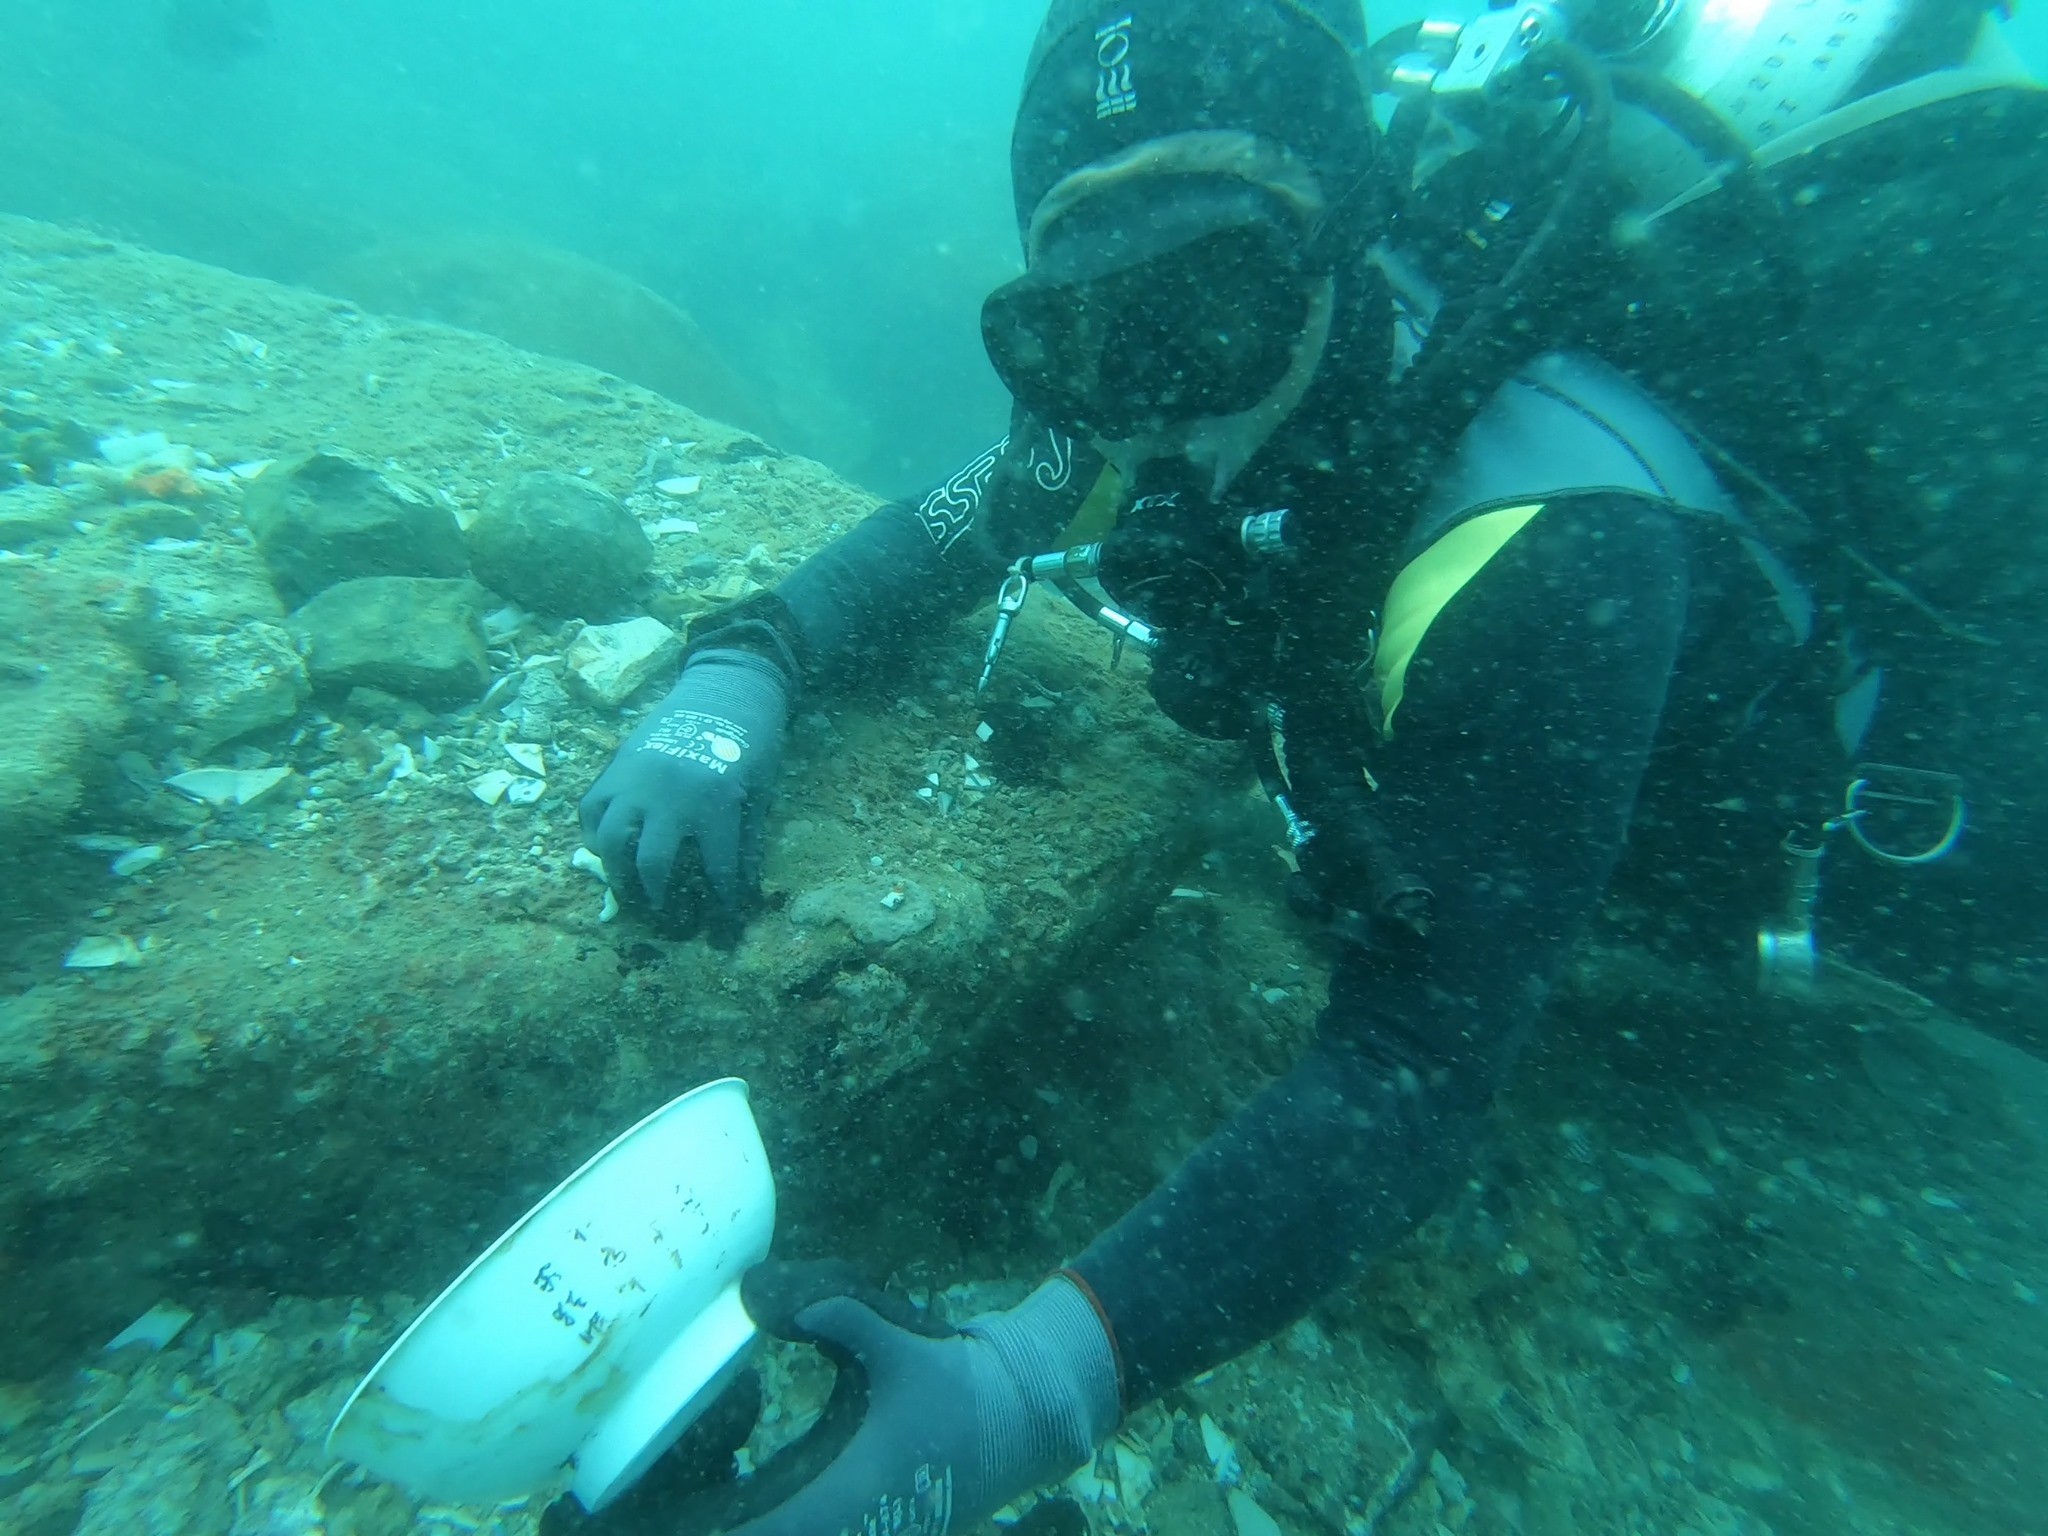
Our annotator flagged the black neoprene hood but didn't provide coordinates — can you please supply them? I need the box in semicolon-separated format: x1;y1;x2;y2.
1010;0;1377;245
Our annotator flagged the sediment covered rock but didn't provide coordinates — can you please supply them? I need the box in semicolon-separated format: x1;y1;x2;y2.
166;621;309;756
464;470;651;618
289;575;490;707
243;451;467;605
0;482;75;545
0;553;142;852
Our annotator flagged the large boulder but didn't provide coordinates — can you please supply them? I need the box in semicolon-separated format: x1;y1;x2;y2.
465;470;651;619
243;452;467;606
289;576;489;709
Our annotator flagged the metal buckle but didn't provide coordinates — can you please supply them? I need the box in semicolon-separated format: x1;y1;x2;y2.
1837;765;1967;867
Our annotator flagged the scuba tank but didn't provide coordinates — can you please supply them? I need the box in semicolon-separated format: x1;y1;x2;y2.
1373;0;2009;993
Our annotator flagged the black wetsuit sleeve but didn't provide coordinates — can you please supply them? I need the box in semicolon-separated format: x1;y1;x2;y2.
688;411;1103;692
1070;494;1692;1401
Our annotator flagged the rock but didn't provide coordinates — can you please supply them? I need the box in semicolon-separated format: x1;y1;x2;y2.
1184;1313;1446;1536
678;552;723;582
73;1431;223;1536
340;685;435;733
165;621;308;755
565;615;681;708
465;470;651;618
1145;1478;1234;1536
0;483;73;546
790;877;938;946
0;406;93;488
289;576;489;708
0;558;141;852
503;664;570;741
119;537;285;637
107;498;208;543
96;431;185;471
106;538;295;757
242;452;467;605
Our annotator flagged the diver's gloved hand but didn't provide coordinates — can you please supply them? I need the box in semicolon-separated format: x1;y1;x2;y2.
718;1265;1122;1536
578;648;789;936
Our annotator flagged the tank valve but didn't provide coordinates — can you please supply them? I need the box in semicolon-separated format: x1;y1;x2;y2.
1756;832;1826;995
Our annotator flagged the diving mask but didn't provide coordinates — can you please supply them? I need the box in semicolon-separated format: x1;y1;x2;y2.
982;174;1323;442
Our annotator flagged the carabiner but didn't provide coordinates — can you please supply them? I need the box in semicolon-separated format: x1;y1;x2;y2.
977;568;1032;696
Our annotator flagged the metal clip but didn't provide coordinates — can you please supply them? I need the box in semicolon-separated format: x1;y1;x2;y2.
1387;15;1466;94
1431;1;1561;96
1757;763;1965;994
1094;603;1159;648
981;541;1165;690
977;567;1031;696
1757;832;1827;995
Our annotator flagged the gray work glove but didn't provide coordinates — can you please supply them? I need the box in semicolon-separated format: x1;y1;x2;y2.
712;1264;1122;1536
578;648;789;938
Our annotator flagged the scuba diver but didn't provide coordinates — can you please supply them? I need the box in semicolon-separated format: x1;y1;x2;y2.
579;0;2043;1529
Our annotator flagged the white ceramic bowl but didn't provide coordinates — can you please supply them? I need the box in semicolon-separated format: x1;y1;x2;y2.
328;1077;775;1511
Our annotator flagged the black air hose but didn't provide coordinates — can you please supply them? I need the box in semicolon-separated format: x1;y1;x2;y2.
1606;64;1804;330
1605;65;1914;605
1364;37;1617;522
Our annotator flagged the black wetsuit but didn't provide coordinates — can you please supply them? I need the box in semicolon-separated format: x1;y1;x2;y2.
693;376;1796;1400
1074;491;1694;1397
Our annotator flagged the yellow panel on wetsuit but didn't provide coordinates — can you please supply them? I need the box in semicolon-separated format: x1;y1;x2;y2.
1375;502;1544;731
1058;465;1124;546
